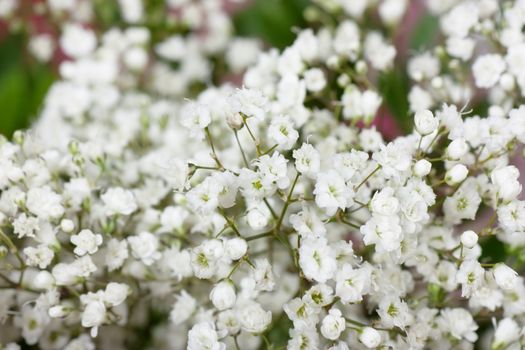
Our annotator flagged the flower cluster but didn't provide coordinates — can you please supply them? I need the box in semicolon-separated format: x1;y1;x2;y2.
1;0;525;349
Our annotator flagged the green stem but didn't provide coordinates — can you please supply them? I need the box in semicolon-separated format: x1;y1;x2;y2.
205;127;224;169
354;165;381;191
234;130;250;168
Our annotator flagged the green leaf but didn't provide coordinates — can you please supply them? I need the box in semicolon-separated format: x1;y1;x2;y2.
233;0;309;49
410;14;439;51
378;68;411;133
0;35;54;137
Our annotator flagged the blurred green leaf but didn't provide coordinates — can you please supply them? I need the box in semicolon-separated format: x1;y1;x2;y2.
378;68;411;133
263;313;292;349
0;35;54;137
480;235;506;263
233;0;309;49
410;14;439;51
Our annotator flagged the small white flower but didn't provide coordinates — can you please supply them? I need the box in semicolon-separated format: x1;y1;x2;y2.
70;229;103;256
237;302;272;334
314;170;354;216
101;187;137;216
491;166;522;202
473;54;506;88
187;322;226;350
127;232;161;266
210;281;236;311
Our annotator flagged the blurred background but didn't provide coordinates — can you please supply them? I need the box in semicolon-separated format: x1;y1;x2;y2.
0;0;441;138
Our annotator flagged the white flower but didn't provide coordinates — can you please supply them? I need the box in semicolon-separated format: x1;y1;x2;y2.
180;102;211;139
13;213;39;239
252;258;275;292
70;229;103;256
210;281;236;311
170;290;196;325
81;301;106;337
361;215;403;252
60;24;96;58
456;260;484;297
187;322;226;350
493;263;518;291
289;205;326;238
414;109;439;135
293;143;320;179
473;54;506;88
26;186;64;220
304;68;326;92
103;283;129;307
299;236;337;283
127;232;161;266
268;115;299;150
320;308;345;340
437;308;478;342
105;239;128;271
314;170;354;216
237;302;272;333
364;32;396;71
101;187;137;216
359;327;382;348
186;177;220;215
52;263;81;286
378;298;413;329
23;245;54;269
493;318;521;349
372;142;411;179
333;20;360;59
231;87;268;120
370;187;399;216
491;166;522;202
335;263;370;303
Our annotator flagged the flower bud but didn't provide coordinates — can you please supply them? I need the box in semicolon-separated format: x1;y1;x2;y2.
226;112;244;130
413;159;432;177
210;281;236;311
224;238;247;260
60;219;75;233
460;230;478;248
414;109;439;135
447;138;468;160
49;305;70;318
359;327;381;348
33;271;54;290
247;207;269;230
320;308;345;340
493;318;520;349
104;282;130;307
445;164;468;185
493;263;518;291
